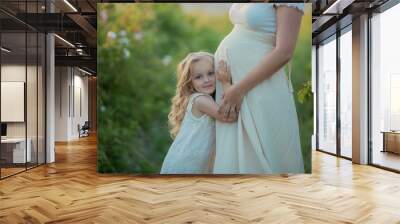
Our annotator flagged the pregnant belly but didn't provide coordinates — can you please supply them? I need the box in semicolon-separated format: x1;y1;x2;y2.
214;26;289;105
215;26;275;82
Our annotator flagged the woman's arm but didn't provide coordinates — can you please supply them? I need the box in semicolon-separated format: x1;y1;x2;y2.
218;6;303;118
193;95;237;123
235;6;302;94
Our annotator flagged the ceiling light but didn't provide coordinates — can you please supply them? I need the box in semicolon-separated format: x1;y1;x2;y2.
63;0;78;12
76;48;85;55
78;67;92;76
1;47;11;53
54;34;75;48
322;0;354;15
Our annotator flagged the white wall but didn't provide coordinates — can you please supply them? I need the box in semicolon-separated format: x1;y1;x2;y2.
55;66;69;141
72;72;89;138
1;65;39;137
1;65;26;140
55;67;89;141
1;82;25;122
1;65;26;81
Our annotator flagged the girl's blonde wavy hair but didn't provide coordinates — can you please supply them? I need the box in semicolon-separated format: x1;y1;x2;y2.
168;52;214;138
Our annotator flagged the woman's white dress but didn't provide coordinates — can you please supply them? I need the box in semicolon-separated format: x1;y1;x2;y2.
213;3;305;174
160;93;215;174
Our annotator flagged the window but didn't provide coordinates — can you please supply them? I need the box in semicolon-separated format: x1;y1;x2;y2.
339;28;352;158
318;36;337;154
0;1;46;179
371;3;400;171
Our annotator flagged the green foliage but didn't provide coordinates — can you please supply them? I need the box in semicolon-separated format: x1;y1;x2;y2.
98;4;313;174
298;80;312;104
292;10;313;173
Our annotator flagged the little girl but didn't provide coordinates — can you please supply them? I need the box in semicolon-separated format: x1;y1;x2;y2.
160;51;235;174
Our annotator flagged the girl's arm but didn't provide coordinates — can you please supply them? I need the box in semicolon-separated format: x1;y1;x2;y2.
193;95;237;123
218;6;303;119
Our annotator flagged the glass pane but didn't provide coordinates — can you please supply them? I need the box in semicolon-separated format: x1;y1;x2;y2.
318;38;337;154
312;45;317;151
0;1;28;32
25;0;38;169
340;29;352;158
1;30;27;177
38;33;45;165
0;1;46;178
371;4;400;171
27;31;38;169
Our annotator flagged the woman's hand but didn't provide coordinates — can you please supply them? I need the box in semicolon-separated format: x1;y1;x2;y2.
223;108;239;123
218;85;245;120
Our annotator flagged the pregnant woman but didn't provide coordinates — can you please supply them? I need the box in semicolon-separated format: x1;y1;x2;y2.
213;3;305;173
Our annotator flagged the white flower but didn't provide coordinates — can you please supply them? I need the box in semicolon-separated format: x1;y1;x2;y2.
123;48;130;59
107;31;116;40
100;106;106;112
100;10;108;22
134;32;143;41
119;30;126;37
119;37;129;46
162;55;172;66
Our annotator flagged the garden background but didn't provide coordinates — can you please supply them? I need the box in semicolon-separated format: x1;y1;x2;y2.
98;3;313;174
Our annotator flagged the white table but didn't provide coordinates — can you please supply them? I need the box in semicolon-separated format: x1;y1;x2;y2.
1;138;31;163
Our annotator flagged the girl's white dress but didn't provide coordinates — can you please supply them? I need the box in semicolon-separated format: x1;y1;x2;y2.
160;93;215;174
213;3;305;174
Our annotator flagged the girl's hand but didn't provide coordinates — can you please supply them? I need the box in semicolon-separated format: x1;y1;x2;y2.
194;95;238;123
218;85;244;120
216;60;231;84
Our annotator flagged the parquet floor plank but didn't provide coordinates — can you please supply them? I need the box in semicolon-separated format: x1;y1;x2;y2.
1;135;399;223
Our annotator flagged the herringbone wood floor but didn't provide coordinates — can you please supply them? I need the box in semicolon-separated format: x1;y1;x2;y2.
1;135;400;224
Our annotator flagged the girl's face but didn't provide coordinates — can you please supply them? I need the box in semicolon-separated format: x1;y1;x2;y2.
190;57;215;95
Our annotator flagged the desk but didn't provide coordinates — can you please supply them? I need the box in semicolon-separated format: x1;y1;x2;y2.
1;138;31;163
382;131;400;154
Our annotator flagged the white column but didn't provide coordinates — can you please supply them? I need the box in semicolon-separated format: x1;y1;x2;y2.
46;33;55;163
46;1;55;163
352;14;369;164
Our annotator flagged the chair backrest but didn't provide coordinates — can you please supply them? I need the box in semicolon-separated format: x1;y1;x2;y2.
82;121;90;129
